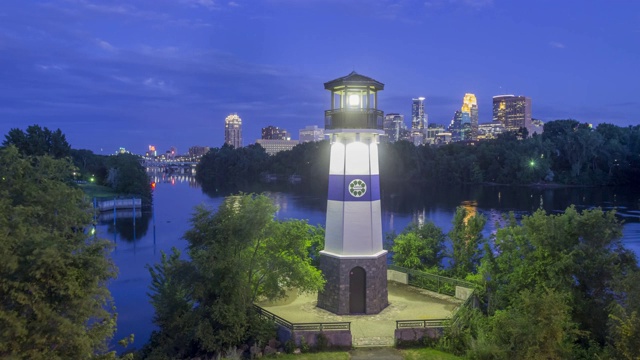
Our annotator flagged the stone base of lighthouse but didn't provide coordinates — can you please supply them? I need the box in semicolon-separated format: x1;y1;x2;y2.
317;251;388;315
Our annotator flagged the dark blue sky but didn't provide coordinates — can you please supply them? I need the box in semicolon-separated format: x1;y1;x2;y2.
1;0;638;155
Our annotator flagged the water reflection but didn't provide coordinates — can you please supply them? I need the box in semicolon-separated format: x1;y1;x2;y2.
102;211;152;242
149;171;200;188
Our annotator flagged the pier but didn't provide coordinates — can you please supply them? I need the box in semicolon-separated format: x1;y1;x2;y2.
94;198;142;212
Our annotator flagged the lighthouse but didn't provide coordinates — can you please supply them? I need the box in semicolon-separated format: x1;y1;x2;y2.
316;72;388;315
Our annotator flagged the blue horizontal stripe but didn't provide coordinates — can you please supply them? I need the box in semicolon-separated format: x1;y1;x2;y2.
328;174;380;202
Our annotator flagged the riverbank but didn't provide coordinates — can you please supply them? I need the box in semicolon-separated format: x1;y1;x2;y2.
482;181;586;189
78;183;118;198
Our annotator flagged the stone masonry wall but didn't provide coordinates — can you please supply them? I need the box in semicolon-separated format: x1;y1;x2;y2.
317;252;388;315
293;330;352;349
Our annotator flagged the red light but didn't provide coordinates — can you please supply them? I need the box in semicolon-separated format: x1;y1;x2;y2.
151;182;156;190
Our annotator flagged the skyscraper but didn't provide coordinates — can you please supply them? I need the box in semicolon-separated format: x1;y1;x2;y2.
383;113;405;142
224;113;242;148
411;97;427;145
492;95;532;133
449;110;463;142
462;93;478;140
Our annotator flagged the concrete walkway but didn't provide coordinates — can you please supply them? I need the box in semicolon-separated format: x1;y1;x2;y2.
258;281;462;347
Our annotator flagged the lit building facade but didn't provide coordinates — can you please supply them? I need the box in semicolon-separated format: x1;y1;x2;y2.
317;71;388;315
255;139;299;155
411;97;427;145
224;113;243;148
188;145;210;157
426;123;446;144
462;93;478;140
492;95;532;133
477;122;506;140
383;113;406;143
530;119;544;136
299;125;325;143
261;125;290;140
448;112;459;141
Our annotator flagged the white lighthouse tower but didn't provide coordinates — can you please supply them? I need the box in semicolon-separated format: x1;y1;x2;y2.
317;72;388;315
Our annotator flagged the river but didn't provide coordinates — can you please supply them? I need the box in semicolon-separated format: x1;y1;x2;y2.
98;173;640;352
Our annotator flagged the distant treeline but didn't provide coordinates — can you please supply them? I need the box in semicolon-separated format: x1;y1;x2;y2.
196;140;329;194
3;125;152;205
196;120;640;191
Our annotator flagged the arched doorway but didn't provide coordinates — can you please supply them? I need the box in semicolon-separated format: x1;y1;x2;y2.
349;266;366;314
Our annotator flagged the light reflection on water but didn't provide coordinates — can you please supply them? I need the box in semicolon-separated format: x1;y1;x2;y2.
102;177;640;352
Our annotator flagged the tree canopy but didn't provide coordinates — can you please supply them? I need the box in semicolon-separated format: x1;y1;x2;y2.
142;194;324;359
441;207;640;359
3;124;71;158
391;221;447;272
0;146;118;359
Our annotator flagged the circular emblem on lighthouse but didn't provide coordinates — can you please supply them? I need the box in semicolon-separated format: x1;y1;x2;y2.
348;179;367;198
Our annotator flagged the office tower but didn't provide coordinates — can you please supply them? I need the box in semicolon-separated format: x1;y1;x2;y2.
261;125;290;140
492;95;532;132
460;111;471;141
299;125;325;143
317;71;388;315
224;114;243;148
449;110;462;142
462;93;478;140
411;97;427;145
383;113;405;143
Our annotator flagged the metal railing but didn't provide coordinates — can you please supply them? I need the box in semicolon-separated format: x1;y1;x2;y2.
396;319;447;329
94;198;142;212
390;265;476;330
324;108;384;130
253;304;350;332
388;264;474;296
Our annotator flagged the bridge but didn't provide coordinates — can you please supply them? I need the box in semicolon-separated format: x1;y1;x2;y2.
142;159;198;167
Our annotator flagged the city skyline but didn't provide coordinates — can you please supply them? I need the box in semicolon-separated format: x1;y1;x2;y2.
0;1;638;154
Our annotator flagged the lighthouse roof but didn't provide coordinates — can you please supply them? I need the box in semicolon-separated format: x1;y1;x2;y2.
324;71;384;91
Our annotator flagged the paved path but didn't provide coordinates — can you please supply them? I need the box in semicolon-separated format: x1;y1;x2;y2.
259;281;462;348
349;347;403;359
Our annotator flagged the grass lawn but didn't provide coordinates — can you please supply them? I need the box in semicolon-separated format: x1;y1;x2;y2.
78;183;118;199
399;347;463;360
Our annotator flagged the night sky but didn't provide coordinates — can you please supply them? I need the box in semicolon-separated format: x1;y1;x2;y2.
1;0;638;155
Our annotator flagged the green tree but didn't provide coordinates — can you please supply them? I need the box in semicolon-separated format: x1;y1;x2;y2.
391;222;446;271
70;149;108;183
608;304;640;360
3;124;71;158
474;206;638;355
143;194;325;359
449;206;486;277
488;287;578;360
104;153;152;205
0;146;118;359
